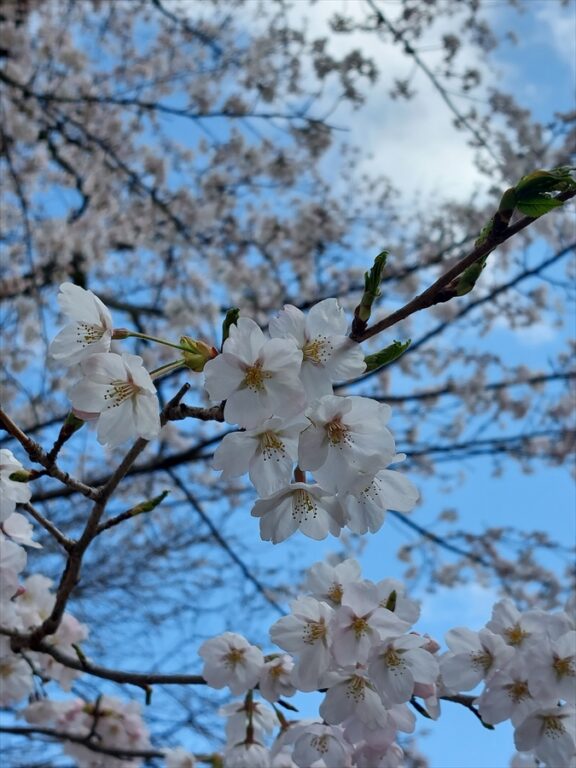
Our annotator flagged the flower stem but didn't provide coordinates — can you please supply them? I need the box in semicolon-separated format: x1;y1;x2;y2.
126;331;192;353
150;360;185;380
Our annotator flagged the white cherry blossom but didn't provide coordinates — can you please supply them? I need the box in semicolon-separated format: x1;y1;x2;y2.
223;742;270;768
0;637;34;705
0;449;31;523
269;299;365;400
49;282;114;366
198;632;264;695
304;558;362;607
368;634;439;706
525;630;576;703
514;706;576;767
476;657;544;727
340;463;419;535
440;627;515;691
164;748;196;768
292;723;353;768
203;317;305;429
2;513;42;548
221;699;276;744
298;396;396;493
212;416;306;495
330;581;410;666
258;654;296;702
269;596;333;692
251;482;344;543
69;352;161;446
320;667;390;729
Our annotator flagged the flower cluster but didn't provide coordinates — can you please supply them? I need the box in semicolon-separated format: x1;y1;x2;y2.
198;558;441;767
50;284;418;542
1;450;89;704
206;303;419;542
49;284;161;447
440;598;576;766
24;695;151;768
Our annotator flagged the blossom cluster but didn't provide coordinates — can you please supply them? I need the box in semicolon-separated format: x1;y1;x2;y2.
49;283;419;543
1;449;88;704
440;598;576;767
23;695;151;768
198;557;441;767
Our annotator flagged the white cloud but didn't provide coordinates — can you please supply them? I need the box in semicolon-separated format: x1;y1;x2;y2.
418;582;500;636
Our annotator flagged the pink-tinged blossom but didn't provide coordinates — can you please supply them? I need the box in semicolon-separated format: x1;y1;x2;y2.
304;558;362;607
203;317;305;429
292;723;353;768
49;282;114;366
298;396;396;493
440;627;515;692
212;416;306;495
525;630;576;703
476;657;548;727
340;463;419;535
0;449;31;523
251;482;344;543
198;632;264;696
269;299;365;400
269;597;333;692
368;634;439;706
258;654;296;702
487;598;573;648
69;352;160;446
514;706;576;767
331;581;410;666
223;742;270;768
320;667;390;729
0;637;34;705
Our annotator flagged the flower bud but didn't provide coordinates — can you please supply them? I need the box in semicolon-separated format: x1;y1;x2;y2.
180;336;217;372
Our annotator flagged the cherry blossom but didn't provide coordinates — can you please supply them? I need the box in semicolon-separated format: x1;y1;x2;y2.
223;742;271;768
69;352;161;446
440;627;515;691
298;396;397;493
251;482;344;543
49;282;114;366
258;654;297;702
368;633;439;706
164;748;197;768
269;596;334;691
203;317;305;429
514;706;576;767
0;449;31;523
0;637;34;705
292;723;353;768
340;463;419;535
269;299;366;400
304;558;362;607
2;512;42;548
198;632;264;695
212;416;306;495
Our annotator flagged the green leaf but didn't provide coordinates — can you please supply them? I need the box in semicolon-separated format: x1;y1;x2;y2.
355;250;389;324
364;339;411;372
516;196;565;217
515;167;576;197
455;254;489;296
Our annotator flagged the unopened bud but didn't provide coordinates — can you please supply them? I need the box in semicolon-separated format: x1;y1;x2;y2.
180;336;217;372
8;469;33;483
112;327;131;340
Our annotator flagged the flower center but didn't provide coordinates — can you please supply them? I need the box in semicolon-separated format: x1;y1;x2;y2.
326;417;350;447
351;615;370;639
542;714;566;738
103;379;140;407
224;648;246;668
553;654;575;680
292;489;318;522
242;361;272;392
76;321;105;347
470;649;494;673
327;582;343;605
505;680;531;703
260;431;286;460
504;623;530;646
383;646;405;670
310;734;329;754
347;674;367;703
303;336;333;364
302;618;327;645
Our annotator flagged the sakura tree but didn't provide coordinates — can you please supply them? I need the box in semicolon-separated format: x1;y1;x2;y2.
0;0;574;766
